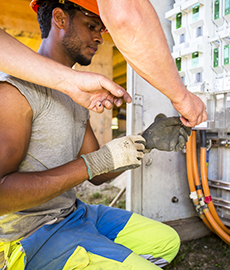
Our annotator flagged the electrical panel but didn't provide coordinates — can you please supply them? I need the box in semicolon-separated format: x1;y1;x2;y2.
166;0;230;132
166;0;230;228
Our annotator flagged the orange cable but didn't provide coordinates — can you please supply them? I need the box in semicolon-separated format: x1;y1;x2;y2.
200;147;230;235
191;131;203;197
191;131;230;241
186;133;213;232
203;209;230;245
186;135;196;193
191;131;213;231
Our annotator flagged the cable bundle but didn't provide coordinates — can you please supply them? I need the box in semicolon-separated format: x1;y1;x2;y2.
186;131;230;245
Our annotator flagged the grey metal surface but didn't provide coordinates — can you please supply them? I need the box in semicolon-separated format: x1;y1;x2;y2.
126;0;196;222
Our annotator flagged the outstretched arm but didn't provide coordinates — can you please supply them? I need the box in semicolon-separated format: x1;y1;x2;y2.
97;0;207;127
0;29;131;113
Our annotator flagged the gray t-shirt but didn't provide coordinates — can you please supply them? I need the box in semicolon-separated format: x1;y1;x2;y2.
0;72;89;242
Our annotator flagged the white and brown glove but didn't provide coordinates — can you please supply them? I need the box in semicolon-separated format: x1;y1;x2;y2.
81;135;146;179
141;114;192;153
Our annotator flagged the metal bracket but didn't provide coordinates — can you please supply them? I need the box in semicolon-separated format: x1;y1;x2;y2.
209;138;230;148
134;94;144;107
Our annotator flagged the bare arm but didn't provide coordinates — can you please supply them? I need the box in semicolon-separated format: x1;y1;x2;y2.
0;29;132;113
97;0;207;127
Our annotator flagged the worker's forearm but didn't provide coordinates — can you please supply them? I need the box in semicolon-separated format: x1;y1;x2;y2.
0;29;131;111
90;171;123;186
0;29;77;96
0;158;88;216
98;0;187;103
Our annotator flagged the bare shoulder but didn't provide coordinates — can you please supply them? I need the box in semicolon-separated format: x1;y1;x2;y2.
0;81;32;116
0;81;33;178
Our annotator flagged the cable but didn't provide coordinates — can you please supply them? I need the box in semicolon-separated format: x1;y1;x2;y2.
200;130;230;235
187;130;230;245
186;133;213;232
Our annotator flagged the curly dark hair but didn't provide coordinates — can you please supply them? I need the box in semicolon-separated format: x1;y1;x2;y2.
36;0;79;38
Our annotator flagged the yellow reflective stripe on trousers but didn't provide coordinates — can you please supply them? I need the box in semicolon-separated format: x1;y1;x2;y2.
123;252;161;269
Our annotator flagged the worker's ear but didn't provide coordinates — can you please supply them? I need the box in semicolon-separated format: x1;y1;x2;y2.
52;7;68;29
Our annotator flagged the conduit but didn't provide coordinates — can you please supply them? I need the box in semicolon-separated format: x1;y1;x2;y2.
186;134;213;232
191;131;204;200
191;132;213;232
202;208;230;244
186;131;230;245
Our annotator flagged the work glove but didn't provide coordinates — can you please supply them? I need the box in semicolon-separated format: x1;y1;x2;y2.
81;135;146;179
141;114;191;153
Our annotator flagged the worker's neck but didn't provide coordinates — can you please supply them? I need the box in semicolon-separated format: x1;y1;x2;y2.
37;39;75;68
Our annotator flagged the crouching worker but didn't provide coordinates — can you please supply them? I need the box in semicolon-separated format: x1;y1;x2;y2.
0;0;191;269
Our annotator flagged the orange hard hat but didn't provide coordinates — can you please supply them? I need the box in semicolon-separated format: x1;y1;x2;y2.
30;0;99;16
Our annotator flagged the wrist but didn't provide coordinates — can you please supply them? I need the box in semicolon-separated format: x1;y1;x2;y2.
81;146;113;179
81;155;93;179
171;85;188;105
54;68;80;98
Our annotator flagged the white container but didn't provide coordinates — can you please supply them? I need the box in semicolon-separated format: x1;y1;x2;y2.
213;0;225;28
223;0;230;23
211;38;224;74
182;0;214;39
172;51;192;86
221;36;230;72
165;7;190;48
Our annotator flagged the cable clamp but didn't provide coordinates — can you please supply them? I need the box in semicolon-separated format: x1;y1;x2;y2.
199;196;205;206
190;191;198;200
204;195;212;204
195;185;202;191
195;204;202;214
